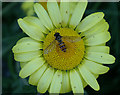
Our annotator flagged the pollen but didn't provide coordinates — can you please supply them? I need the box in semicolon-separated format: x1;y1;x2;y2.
43;28;85;70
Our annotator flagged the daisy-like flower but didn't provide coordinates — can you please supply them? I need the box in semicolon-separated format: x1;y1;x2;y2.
12;0;115;94
21;1;34;16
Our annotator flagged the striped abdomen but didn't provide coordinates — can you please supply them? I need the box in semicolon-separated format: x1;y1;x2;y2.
58;42;66;52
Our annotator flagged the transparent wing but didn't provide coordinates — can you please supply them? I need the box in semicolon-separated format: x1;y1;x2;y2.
44;40;56;54
62;36;81;43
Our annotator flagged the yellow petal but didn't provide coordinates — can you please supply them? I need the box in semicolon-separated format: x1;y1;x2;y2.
47;1;61;28
18;18;45;41
85;52;115;64
76;69;87;88
69;2;78;15
98;43;106;46
83;59;109;74
81;19;109;38
78;64;100;91
84;32;111;46
77;68;99;88
60;71;71;93
69;1;87;29
37;67;54;93
12;41;42;53
60;1;69;27
34;3;54;31
23;17;49;34
29;63;48;86
21;2;34;11
76;12;104;32
20;62;27;69
19;57;45;78
14;50;42;62
16;37;38;44
86;46;110;54
70;69;84;93
49;70;62;93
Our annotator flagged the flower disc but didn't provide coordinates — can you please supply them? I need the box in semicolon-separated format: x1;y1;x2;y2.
43;28;85;70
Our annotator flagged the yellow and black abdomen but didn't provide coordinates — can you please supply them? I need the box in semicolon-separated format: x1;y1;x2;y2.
58;42;66;52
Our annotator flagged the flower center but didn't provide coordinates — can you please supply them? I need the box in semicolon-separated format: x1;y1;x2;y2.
43;28;85;70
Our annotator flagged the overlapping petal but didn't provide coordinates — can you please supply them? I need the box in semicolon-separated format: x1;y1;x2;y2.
69;0;88;29
70;69;84;93
76;12;104;32
49;70;62;93
20;62;27;68
78;64;100;91
34;3;54;31
18;18;45;41
82;59;109;74
29;63;48;86
37;67;54;93
47;0;62;28
19;57;45;78
81;19;109;38
23;17;49;34
60;71;71;93
60;1;70;27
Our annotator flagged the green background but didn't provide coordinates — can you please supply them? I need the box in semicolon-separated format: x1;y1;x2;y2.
2;2;120;95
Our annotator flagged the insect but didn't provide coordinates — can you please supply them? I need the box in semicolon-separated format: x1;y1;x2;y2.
44;32;82;54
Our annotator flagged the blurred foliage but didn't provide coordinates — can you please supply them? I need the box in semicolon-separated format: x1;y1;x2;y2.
2;2;120;95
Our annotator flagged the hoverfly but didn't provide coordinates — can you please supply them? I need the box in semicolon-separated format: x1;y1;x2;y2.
44;32;82;54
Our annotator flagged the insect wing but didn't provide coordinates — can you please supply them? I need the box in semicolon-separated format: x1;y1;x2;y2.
44;40;56;54
62;36;81;43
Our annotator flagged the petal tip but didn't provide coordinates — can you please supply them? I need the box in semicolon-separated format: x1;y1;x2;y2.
19;71;25;79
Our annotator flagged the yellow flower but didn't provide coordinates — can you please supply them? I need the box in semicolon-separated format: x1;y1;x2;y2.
21;1;34;16
12;0;115;94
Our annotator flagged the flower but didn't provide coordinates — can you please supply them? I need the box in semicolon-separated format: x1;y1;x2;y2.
12;0;115;94
21;1;48;16
21;2;34;16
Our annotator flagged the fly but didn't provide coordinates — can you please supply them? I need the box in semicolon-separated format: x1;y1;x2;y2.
44;32;82;54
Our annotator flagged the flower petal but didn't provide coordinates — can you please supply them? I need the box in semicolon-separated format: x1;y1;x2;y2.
69;1;87;29
86;46;110;54
19;57;45;78
20;62;27;69
83;59;109;74
76;12;104;32
70;69;84;93
29;63;48;86
69;2;78;15
18;18;45;41
17;37;39;44
78;64;100;91
77;68;99;88
34;3;54;31
84;31;111;46
14;50;42;62
60;71;71;93
37;67;54;93
85;52;115;64
81;19;109;38
76;69;87;88
12;41;42;53
47;0;62;28
49;70;62;93
23;17;49;34
60;1;69;27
